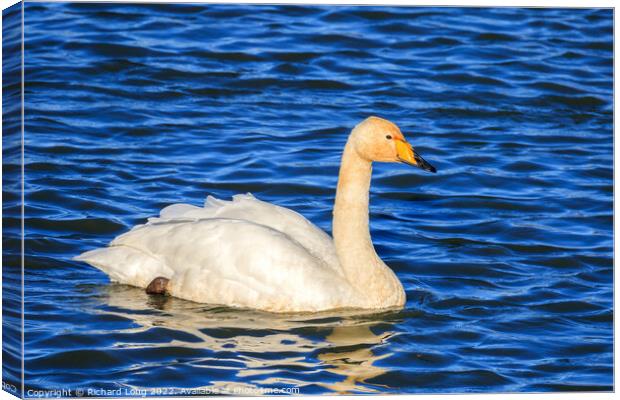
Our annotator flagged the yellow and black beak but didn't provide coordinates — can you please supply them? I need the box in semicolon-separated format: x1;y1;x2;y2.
395;139;437;173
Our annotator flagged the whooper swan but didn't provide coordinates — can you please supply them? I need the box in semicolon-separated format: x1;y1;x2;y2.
75;117;436;313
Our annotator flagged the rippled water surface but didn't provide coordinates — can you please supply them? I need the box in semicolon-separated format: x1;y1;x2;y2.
3;2;613;395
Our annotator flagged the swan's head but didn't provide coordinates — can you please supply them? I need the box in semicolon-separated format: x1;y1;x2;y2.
350;116;437;173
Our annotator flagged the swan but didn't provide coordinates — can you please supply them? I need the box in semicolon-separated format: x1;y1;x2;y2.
75;116;436;313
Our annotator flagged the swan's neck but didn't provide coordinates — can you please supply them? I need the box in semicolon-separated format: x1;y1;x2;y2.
332;139;405;308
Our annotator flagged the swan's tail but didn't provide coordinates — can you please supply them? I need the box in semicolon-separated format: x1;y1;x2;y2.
74;246;172;289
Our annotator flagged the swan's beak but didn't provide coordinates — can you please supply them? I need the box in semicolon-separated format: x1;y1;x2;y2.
396;139;437;173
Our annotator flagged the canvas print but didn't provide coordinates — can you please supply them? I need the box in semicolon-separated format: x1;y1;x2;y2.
2;1;613;397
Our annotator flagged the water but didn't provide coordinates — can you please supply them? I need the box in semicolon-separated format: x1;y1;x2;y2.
2;2;613;395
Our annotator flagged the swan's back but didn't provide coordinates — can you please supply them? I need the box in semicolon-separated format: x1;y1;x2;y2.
149;194;341;272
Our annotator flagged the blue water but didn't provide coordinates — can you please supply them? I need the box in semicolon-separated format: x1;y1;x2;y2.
2;2;613;395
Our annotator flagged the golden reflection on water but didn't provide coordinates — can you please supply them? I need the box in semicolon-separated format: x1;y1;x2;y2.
94;284;398;394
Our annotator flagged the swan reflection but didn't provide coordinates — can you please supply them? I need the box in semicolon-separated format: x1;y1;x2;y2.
91;284;399;394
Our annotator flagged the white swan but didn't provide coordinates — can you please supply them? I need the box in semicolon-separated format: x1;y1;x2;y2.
75;116;436;313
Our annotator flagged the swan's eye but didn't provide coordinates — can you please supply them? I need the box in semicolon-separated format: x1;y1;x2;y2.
386;135;392;140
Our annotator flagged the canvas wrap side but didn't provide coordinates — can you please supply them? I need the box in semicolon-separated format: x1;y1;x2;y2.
3;2;24;397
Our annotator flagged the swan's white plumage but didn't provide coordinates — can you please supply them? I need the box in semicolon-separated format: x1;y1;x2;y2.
75;194;357;312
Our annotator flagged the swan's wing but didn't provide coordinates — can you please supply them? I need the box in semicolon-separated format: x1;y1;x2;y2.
82;219;355;312
148;194;341;274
